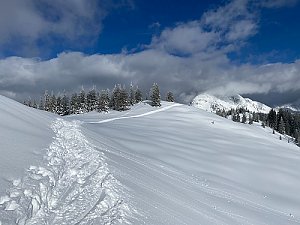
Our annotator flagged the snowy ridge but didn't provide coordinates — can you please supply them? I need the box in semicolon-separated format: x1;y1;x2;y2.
192;93;271;113
275;104;300;112
90;103;182;124
0;118;133;225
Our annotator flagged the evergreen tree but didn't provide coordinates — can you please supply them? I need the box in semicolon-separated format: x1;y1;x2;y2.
129;83;136;105
267;109;277;129
253;112;259;122
278;116;285;134
150;83;161;107
39;96;44;110
50;93;57;113
44;91;51;112
135;87;143;103
87;88;98;112
56;96;63;115
70;93;79;114
110;85;121;110
242;113;247;123
232;112;240;122
61;93;70;115
248;115;253;124
32;99;37;109
119;85;129;111
79;88;87;113
98;89;110;112
166;91;175;102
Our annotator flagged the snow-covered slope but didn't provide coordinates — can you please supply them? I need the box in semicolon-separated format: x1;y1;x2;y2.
275;104;300;112
1;98;300;224
192;93;271;113
0;95;56;193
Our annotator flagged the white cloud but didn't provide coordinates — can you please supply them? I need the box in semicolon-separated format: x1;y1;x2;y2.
151;0;259;56
151;21;219;55
225;20;257;41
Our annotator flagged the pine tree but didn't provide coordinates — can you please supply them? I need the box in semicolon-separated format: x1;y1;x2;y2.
56;96;63;115
110;85;121;110
87;88;98;112
61;93;70;115
129;83;136;105
50;93;57;113
98;89;110;112
278;117;285;134
44;91;51;112
79;88;87;113
70;93;78;114
249;115;253;124
119;85;129;111
39;96;44;110
166;91;175;102
150;83;161;107
135;87;143;103
253;112;259;122
267;109;277;129
242;113;247;123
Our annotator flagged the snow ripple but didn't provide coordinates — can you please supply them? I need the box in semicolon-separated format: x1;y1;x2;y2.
0;118;132;225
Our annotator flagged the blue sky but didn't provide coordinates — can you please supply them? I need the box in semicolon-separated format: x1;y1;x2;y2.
0;0;300;106
96;0;300;64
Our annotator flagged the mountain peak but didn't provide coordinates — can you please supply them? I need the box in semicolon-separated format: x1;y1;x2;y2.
192;93;271;113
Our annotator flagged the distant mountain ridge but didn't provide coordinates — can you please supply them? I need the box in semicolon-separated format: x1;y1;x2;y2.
275;104;300;112
192;93;271;114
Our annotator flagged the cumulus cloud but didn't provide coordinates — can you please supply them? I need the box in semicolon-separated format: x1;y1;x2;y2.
151;0;258;56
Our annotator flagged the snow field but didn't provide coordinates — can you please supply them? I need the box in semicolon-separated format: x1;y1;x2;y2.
1;96;300;224
77;103;300;224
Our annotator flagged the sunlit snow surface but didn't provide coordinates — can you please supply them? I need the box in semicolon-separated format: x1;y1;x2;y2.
192;93;271;113
1;96;300;224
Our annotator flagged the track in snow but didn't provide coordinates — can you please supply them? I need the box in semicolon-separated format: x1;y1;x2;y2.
0;118;133;225
88;104;181;124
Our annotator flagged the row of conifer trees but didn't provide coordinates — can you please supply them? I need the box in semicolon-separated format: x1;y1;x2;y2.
216;107;300;145
24;83;175;116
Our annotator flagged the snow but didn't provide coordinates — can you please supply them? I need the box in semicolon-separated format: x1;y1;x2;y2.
1;96;300;224
0;118;132;224
0;95;56;194
275;104;300;112
192;93;271;113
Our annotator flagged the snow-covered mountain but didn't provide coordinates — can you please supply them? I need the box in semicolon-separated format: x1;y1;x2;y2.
192;93;271;113
275;104;300;112
1;95;300;224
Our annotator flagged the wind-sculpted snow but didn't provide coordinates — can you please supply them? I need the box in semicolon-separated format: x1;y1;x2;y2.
0;118;132;225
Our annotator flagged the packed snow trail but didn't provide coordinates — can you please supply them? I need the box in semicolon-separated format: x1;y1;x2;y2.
89;103;181;124
0;118;133;225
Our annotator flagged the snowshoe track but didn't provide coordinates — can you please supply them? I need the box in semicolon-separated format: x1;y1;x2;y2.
0;118;133;225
